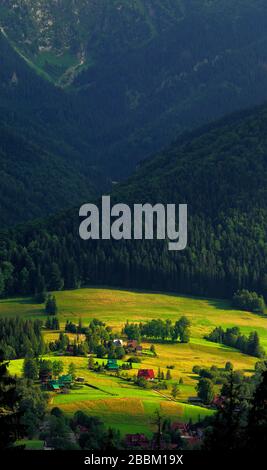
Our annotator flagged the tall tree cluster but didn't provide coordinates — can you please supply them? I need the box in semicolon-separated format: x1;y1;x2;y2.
204;363;267;451
123;317;191;343
0;318;45;360
205;326;265;358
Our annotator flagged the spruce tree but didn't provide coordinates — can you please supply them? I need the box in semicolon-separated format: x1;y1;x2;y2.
45;295;58;315
204;372;245;451
0;350;24;449
247;367;267;449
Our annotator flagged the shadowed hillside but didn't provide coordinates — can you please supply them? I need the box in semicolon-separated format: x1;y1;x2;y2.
0;102;266;299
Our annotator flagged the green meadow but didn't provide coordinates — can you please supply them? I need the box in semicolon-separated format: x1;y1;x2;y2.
9;355;214;436
2;287;267;435
16;440;44;450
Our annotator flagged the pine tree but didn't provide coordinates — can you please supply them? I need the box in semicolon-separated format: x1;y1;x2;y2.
166;369;172;380
204;371;245;451
171;384;180;399
196;378;215;404
52;360;64;378
23;358;39;380
68;363;76;381
88;356;95;370
45;295;58;315
49;263;64;291
0;350;24;449
0;270;5;297
247;368;267;449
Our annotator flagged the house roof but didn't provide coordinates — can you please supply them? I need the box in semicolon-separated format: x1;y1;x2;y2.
113;339;123;345
171;422;189;432
125;434;149;445
49;380;61;390
137;369;155;379
59;374;72;383
51;384;60;390
127;340;138;347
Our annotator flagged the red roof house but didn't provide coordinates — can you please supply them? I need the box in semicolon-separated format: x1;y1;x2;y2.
137;369;155;380
213;395;225;409
127;340;138;350
171;422;189;434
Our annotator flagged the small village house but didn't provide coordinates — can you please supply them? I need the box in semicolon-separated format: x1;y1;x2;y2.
127;340;143;354
76;376;85;383
113;338;124;347
125;433;149;449
137;369;155;380
48;374;73;391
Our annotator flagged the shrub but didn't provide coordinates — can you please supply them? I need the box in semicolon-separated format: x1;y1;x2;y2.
233;290;265;314
192;365;201;374
127;357;142;363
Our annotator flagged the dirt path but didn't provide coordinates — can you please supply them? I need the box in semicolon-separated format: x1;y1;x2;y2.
153;389;178;402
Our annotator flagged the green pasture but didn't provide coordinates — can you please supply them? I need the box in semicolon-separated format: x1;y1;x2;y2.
9;354;213;436
16;440;44;450
3;287;267;435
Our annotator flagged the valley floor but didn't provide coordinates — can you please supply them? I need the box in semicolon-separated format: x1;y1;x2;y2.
2;287;267;436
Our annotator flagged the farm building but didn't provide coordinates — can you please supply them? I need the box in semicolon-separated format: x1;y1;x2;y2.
171;421;203;448
125;434;149;448
127;340;138;350
127;340;143;353
113;339;124;347
137;369;155;380
171;422;189;435
48;374;73;391
106;359;119;371
49;380;61;392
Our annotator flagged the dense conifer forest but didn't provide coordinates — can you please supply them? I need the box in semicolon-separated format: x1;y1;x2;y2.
0;102;266;300
0;318;45;359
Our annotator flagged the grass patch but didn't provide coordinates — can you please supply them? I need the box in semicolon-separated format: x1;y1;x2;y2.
4;287;266;435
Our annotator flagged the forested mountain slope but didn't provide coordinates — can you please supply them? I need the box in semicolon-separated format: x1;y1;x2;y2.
0;103;266;299
2;0;267;178
0;126;97;226
0;32;107;226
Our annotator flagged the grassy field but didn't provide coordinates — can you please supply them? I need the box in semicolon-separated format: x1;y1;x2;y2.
9;355;214;436
2;287;267;435
16;440;44;450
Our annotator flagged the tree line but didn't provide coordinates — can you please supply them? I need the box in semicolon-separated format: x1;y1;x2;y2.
203;361;267;451
0;209;266;303
205;326;265;358
1;92;267;303
123;317;191;343
233;289;266;314
0;318;45;360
